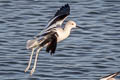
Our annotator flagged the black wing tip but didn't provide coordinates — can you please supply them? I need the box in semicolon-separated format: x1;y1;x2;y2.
64;3;70;7
54;3;70;17
114;72;120;76
102;72;120;78
64;3;70;8
111;72;120;75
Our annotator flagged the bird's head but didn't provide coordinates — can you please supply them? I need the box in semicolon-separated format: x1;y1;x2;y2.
66;20;80;29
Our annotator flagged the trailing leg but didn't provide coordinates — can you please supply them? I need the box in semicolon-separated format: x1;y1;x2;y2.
30;47;42;75
25;48;35;72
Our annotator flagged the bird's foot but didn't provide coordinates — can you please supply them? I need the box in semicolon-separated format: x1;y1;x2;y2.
24;66;29;72
30;68;35;75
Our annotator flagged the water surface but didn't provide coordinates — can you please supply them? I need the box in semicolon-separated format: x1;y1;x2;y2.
0;0;120;80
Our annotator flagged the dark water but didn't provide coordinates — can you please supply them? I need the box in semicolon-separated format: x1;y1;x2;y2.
0;0;120;80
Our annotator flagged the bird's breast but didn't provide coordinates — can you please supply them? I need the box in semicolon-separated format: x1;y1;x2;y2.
55;28;70;42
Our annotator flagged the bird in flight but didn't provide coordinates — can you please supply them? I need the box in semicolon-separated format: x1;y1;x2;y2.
25;4;80;75
100;72;120;80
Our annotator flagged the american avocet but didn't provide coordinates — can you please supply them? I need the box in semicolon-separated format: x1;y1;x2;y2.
25;4;80;75
100;72;120;80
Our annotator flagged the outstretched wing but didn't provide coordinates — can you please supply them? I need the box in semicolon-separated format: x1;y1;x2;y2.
46;4;70;30
35;4;70;38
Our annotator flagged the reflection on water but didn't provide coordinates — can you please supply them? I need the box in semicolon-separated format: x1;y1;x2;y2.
0;0;120;80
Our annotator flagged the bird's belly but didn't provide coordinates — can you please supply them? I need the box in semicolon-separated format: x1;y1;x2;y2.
57;32;69;42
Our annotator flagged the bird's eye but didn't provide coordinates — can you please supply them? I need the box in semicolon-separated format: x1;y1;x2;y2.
72;23;74;25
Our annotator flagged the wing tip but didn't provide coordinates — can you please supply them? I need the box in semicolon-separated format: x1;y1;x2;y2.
54;3;70;17
107;72;120;78
100;72;120;80
65;3;70;8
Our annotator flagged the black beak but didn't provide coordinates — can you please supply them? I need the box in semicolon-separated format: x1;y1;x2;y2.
76;26;86;30
76;26;80;28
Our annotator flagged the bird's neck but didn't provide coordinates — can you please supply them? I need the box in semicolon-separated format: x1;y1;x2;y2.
63;25;72;37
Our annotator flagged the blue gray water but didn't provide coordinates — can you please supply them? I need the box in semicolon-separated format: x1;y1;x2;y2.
0;0;120;80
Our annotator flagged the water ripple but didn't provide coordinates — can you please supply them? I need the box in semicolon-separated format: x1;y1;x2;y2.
0;0;120;80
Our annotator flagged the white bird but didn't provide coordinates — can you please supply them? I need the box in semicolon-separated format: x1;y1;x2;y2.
100;72;120;80
24;4;80;75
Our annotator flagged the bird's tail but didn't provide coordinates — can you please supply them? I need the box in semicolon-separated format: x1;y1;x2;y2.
26;39;38;49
